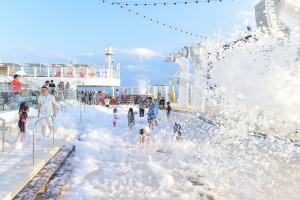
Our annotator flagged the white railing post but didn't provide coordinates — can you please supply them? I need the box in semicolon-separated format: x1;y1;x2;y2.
0;117;5;152
32;115;54;165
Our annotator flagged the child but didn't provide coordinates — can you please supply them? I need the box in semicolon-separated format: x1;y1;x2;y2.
18;102;26;116
113;108;119;127
104;96;110;108
173;122;183;141
166;102;171;121
144;97;155;128
139;126;151;144
16;105;29;149
128;108;137;130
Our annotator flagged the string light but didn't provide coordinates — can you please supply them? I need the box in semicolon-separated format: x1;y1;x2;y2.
104;0;229;6
101;0;208;39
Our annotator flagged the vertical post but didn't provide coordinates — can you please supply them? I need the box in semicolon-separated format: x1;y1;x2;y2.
21;64;24;77
52;116;55;148
33;125;35;165
80;101;82;123
47;65;50;77
61;66;63;78
93;89;95;109
34;66;37;77
2;119;5;152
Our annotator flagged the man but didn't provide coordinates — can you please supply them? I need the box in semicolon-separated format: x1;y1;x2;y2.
43;80;50;88
11;74;25;97
144;97;155;128
37;86;57;137
159;97;165;108
49;80;56;95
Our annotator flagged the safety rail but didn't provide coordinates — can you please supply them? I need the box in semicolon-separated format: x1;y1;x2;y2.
32;115;54;165
21;77;41;91
56;102;66;113
0;117;5;152
78;95;87;123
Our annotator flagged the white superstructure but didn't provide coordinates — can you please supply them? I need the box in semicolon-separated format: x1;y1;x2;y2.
0;45;121;89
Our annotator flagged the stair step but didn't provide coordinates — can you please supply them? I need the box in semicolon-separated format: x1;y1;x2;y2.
13;146;75;200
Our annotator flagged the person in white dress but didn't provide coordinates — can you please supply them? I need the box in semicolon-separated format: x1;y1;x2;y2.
37;86;57;137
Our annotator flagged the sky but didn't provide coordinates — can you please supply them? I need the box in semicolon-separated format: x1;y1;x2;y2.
0;0;257;86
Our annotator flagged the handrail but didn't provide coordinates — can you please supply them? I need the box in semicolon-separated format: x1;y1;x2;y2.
0;117;5;152
32;115;54;165
78;95;87;123
22;77;40;90
56;102;66;112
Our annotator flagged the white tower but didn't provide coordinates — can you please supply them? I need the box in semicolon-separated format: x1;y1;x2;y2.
105;45;114;78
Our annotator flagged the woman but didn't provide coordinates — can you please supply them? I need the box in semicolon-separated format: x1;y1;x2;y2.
127;108;137;130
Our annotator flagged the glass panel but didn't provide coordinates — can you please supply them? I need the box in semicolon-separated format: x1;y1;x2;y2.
36;66;48;77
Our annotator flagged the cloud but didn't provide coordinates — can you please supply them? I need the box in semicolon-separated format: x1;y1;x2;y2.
127;64;140;70
117;48;162;60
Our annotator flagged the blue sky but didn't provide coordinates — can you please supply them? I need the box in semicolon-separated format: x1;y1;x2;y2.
0;0;257;86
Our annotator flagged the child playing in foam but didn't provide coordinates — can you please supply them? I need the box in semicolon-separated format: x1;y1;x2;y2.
139;126;151;144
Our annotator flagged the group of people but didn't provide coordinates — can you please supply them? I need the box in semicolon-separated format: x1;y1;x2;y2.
42;80;70;95
112;96;174;145
78;90;111;107
16;85;57;149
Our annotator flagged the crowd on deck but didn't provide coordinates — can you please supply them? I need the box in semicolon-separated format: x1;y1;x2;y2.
10;74;181;149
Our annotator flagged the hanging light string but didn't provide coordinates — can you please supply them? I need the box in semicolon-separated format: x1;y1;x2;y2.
104;0;227;6
101;0;207;39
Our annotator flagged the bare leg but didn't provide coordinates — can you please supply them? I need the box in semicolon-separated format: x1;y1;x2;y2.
140;135;144;144
20;132;26;142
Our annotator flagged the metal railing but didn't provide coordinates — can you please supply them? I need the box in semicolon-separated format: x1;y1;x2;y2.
78;95;87;123
32;115;54;165
0;117;5;152
56;102;66;113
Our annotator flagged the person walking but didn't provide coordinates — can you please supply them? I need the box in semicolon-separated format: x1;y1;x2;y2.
15;105;29;149
139;98;145;117
37;86;57;137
